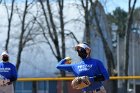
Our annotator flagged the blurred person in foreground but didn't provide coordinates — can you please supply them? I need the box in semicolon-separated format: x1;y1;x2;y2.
56;43;109;93
0;51;17;93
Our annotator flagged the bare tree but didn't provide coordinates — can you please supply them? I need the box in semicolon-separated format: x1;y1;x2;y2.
91;0;115;75
16;0;28;70
87;0;117;93
15;0;37;70
58;0;65;58
38;0;67;75
15;1;40;93
79;0;116;75
4;0;15;51
39;0;62;60
38;0;80;65
88;0;137;92
38;0;67;93
80;0;91;44
38;0;81;93
124;0;137;92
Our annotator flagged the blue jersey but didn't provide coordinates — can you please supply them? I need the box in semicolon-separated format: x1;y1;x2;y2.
0;62;17;82
56;57;109;91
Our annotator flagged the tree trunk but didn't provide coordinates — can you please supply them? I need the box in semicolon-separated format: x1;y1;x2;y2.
4;0;15;51
90;1;117;93
124;0;137;92
81;0;91;44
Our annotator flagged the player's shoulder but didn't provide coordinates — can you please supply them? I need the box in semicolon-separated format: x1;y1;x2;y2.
0;61;2;63
0;61;15;67
89;58;103;64
90;58;101;62
73;60;83;65
6;62;16;67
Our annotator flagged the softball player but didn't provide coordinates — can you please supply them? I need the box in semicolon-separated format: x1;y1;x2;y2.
0;51;17;93
56;43;109;93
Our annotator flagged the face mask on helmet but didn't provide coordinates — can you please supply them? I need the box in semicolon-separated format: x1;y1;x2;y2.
77;48;87;59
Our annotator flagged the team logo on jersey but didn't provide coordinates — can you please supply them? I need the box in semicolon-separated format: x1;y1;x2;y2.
0;68;11;72
78;64;92;71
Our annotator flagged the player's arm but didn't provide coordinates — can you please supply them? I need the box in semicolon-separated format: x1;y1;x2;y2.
96;60;109;81
88;60;109;82
3;66;17;85
9;66;18;83
56;58;73;72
